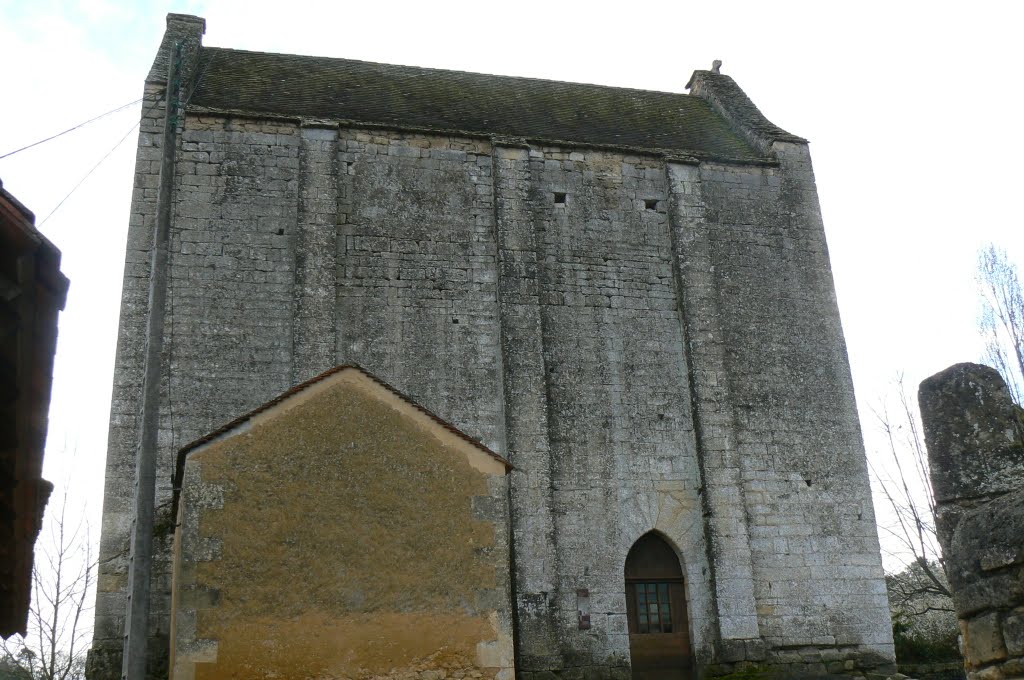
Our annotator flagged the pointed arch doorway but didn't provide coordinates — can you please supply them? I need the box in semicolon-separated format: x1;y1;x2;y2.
624;533;694;680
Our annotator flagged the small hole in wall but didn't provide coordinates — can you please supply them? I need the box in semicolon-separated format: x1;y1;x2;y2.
857;512;863;520
277;228;285;235
804;478;813;487
644;199;659;210
452;318;459;324
553;192;567;204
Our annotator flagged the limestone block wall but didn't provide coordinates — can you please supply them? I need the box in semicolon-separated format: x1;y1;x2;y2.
504;146;713;674
334;129;504;449
90;78;173;680
666;150;893;675
919;363;1024;680
695;147;892;665
92;123;894;679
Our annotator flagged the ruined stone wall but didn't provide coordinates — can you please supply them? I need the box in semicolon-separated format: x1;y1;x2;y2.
919;363;1024;680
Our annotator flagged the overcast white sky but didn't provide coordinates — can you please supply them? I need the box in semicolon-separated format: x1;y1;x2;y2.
1;0;1022;574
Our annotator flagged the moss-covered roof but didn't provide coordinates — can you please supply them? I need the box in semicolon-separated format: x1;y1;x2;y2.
188;47;766;162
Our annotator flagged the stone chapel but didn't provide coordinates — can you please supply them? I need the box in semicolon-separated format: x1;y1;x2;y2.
87;13;895;680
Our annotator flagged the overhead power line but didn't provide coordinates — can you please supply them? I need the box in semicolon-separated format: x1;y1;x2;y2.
0;97;143;160
38;121;140;227
39;97;164;227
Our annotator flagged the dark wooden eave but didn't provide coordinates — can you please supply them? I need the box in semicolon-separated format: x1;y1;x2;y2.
0;179;69;638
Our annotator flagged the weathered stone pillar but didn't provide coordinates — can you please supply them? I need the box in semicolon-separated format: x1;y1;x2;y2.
665;161;762;660
490;140;562;670
919;362;1024;679
292;123;339;383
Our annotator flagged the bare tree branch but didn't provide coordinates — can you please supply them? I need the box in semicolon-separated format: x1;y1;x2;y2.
870;373;960;663
871;375;950;599
0;491;94;680
977;244;1024;403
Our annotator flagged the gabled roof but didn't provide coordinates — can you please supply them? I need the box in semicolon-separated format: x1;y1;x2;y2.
187;47;768;162
173;365;511;512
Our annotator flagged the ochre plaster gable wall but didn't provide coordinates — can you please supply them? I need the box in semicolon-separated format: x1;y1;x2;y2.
170;373;513;680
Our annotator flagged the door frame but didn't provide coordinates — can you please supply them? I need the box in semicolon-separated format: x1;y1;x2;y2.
624;532;695;679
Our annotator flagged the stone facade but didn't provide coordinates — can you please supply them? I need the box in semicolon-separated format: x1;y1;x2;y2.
919;363;1024;680
87;13;895;680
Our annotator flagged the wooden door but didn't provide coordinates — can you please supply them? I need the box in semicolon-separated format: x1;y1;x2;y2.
625;533;694;680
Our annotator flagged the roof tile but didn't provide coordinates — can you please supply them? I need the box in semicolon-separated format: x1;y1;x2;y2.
189;48;766;161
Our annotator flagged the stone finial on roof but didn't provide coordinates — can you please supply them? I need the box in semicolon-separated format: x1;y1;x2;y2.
686;63;806;153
